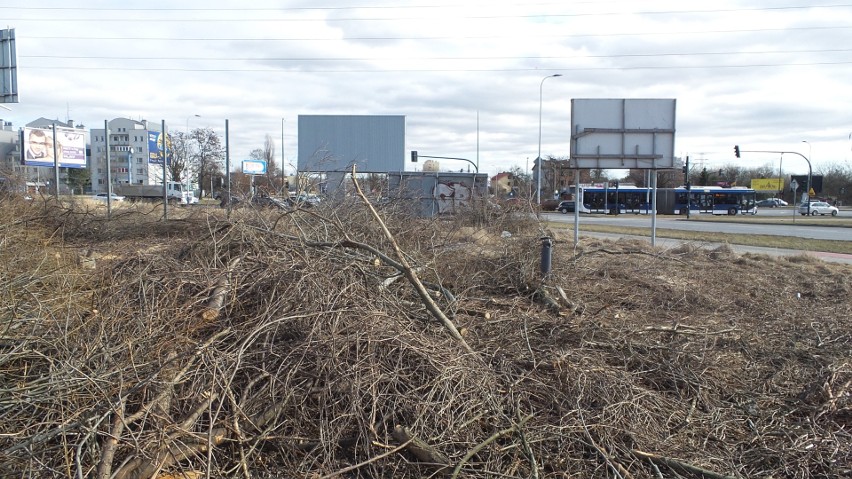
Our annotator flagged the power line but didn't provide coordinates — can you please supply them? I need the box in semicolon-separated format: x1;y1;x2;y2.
20;48;852;62
21;26;852;42
2;4;851;22
19;61;852;73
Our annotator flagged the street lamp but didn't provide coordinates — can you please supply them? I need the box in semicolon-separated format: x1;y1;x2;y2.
739;145;812;215
286;118;290;198
536;73;562;205
185;114;200;198
802;140;811;194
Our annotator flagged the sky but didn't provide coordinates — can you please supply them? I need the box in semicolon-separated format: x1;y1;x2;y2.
2;0;852;178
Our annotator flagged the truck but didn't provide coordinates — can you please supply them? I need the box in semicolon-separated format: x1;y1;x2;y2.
114;181;193;204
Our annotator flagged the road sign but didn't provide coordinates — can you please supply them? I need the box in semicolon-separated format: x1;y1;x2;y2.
790;179;798;192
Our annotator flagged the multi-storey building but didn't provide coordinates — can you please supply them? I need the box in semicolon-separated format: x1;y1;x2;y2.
89;118;168;194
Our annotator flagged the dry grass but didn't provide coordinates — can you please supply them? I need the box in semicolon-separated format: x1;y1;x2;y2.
1;193;850;478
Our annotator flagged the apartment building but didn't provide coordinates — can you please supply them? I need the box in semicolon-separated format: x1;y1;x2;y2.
89;118;167;194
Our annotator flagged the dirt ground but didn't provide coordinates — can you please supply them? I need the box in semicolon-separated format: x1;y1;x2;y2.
1;195;850;478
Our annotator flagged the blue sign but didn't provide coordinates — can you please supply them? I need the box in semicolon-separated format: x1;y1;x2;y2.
148;131;172;164
242;159;267;175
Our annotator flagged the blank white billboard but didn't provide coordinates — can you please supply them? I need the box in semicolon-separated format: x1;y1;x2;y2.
571;99;676;169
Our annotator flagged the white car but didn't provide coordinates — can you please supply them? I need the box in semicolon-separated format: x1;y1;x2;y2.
799;201;838;216
92;192;125;202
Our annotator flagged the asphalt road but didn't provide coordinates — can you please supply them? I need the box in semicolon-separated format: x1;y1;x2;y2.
544;209;852;264
546;212;850;241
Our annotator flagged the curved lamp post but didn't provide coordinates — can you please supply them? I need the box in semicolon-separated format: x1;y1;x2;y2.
739;145;812;215
536;73;562;205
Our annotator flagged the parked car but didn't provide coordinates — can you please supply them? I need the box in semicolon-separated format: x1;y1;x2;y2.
250;195;292;210
92;192;125;202
291;193;321;207
756;198;787;207
799;201;839;216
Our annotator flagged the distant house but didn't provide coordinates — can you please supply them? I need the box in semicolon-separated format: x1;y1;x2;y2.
491;172;514;197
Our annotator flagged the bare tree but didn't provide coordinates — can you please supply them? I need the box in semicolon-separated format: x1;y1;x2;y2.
167;131;190;187
190;127;225;198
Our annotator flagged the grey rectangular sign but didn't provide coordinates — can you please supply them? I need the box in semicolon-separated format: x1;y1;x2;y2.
297;115;405;173
571;99;676;169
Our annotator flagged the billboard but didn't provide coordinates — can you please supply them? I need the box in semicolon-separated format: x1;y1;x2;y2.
751;178;783;191
242;159;267;175
23;127;87;168
147;131;172;164
571;99;676;169
1;29;17;103
791;175;822;194
298;115;405;173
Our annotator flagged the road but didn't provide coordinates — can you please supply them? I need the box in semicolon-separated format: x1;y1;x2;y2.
543;210;852;264
545;212;850;241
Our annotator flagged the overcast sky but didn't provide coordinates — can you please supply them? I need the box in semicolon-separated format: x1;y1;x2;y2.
3;1;851;177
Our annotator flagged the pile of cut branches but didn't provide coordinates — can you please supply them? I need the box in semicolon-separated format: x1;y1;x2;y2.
0;194;849;478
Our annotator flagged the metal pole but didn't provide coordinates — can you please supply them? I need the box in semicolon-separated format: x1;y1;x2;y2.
650;170;658;247
476;110;480;172
52;123;59;198
225;119;231;218
540;236;552;278
685;156;691;219
186;114;199;200
573;166;580;247
802;140;812;213
162;120;168;220
280;118;290;197
739;148;812;215
105;120;112;216
536;73;561;205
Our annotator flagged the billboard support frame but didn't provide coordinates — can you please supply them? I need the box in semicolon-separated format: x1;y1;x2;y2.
569;99;677;247
52;124;60;197
0;28;17;104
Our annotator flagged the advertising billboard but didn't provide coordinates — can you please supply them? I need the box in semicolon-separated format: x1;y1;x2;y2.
570;99;676;169
23;127;87;168
242;159;267;175
298;115;405;173
147;131;172;164
791;175;822;194
751;178;783;191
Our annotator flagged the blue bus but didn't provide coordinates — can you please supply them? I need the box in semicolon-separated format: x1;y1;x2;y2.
579;186;654;214
668;186;757;215
577;185;757;215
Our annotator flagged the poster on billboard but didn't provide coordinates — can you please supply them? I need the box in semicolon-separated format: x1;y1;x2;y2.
147;131;172;164
242;159;267;175
751;178;783;191
22;127;87;168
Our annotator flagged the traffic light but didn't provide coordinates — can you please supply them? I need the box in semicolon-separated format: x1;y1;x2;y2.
734;145;740;158
410;150;418;162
